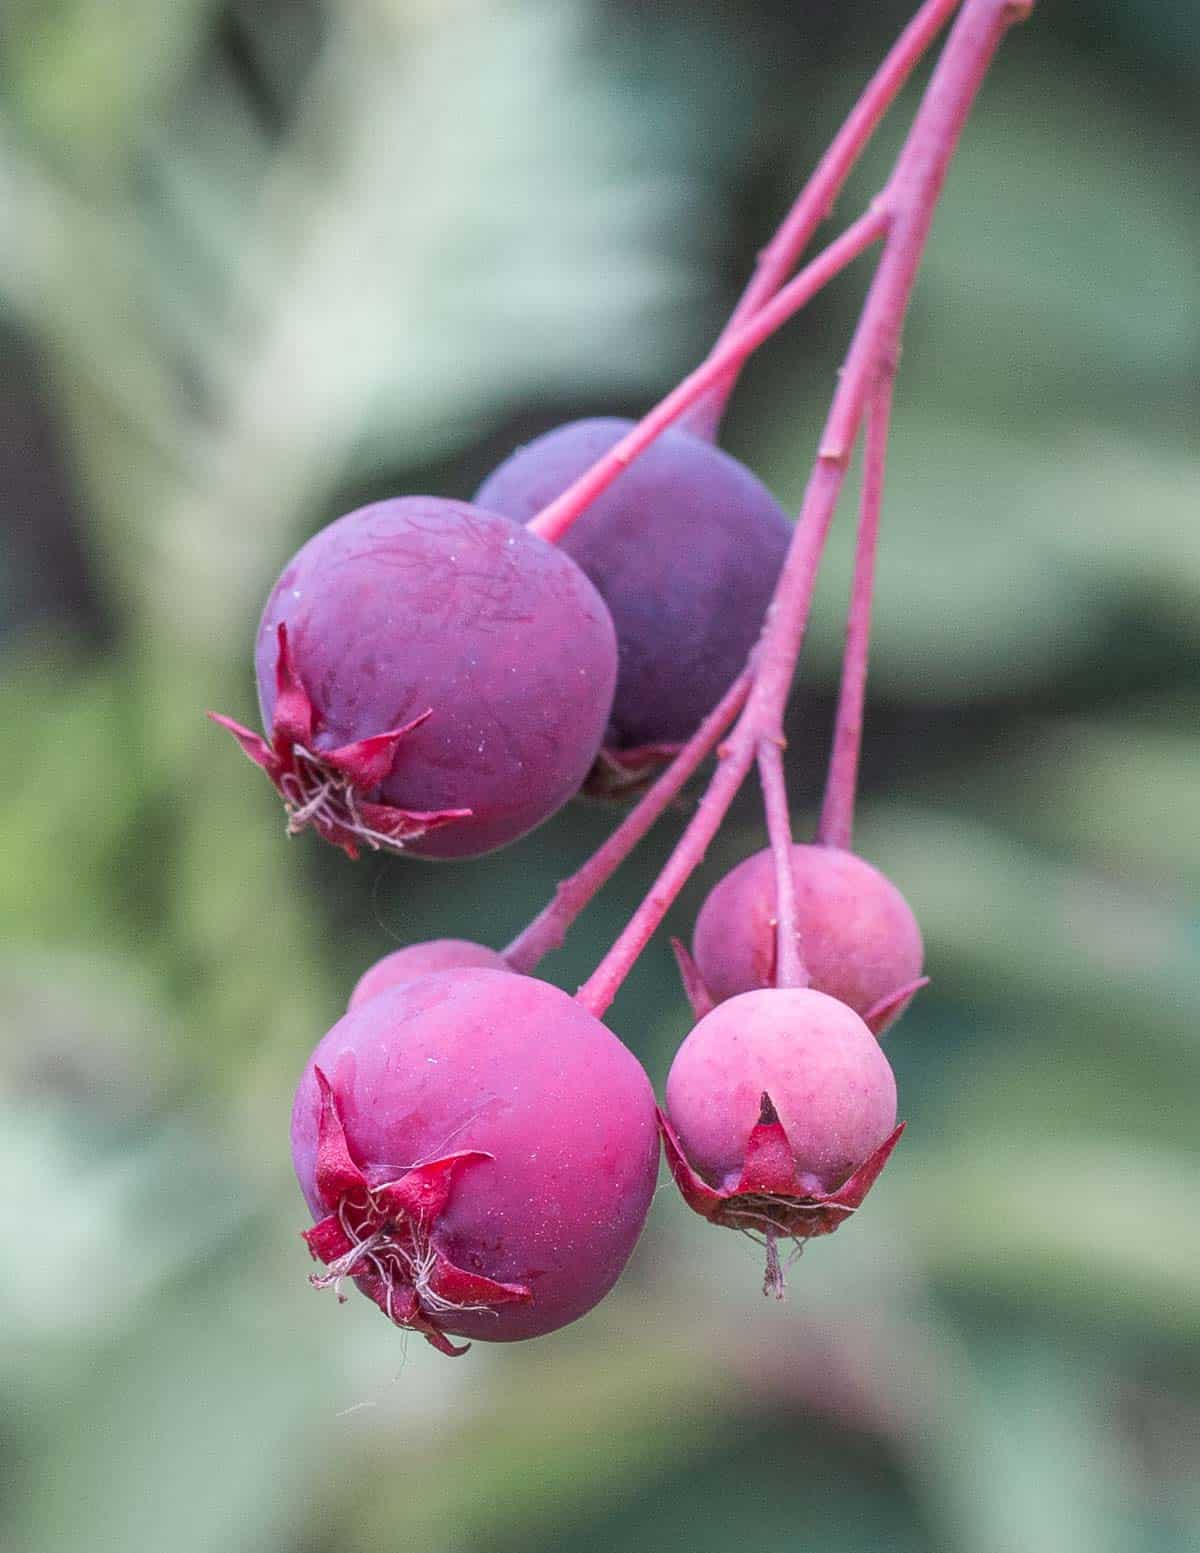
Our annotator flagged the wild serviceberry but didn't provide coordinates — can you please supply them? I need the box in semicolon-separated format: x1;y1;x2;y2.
348;939;510;1011
660;987;903;1293
291;969;659;1352
692;844;925;1034
476;420;789;788
212;498;617;858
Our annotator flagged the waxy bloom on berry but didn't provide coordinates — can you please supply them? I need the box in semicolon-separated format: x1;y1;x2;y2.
213;497;617;859
291;970;659;1352
693;845;925;1034
661;988;903;1292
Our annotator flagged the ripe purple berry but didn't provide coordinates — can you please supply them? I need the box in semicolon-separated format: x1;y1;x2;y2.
692;844;924;1034
291;969;659;1353
212;498;617;859
348;939;509;1011
660;988;903;1288
475;418;790;758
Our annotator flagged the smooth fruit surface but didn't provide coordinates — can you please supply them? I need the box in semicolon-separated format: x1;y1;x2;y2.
252;497;617;858
665;987;897;1196
475;418;790;749
348;939;509;1010
292;969;659;1344
692;844;923;1029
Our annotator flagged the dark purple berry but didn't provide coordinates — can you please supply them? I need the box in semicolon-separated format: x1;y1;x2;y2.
211;498;617;859
475;418;790;754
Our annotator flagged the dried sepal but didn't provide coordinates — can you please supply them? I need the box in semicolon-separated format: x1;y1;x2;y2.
300;1066;530;1355
658;1094;904;1259
863;976;930;1038
209;624;470;858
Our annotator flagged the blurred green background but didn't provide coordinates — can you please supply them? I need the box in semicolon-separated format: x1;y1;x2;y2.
2;1;1198;1550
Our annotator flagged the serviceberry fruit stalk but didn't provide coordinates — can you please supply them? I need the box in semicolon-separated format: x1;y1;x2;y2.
681;0;964;440
574;0;1036;1020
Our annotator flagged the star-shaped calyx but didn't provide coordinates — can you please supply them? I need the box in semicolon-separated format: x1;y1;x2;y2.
301;1069;530;1356
208;623;470;858
658;1095;905;1297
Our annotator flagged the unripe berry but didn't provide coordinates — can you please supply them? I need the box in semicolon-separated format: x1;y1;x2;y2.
476;418;790;760
692;844;924;1033
660;988;903;1288
348;939;510;1011
291;969;659;1353
212;498;617;859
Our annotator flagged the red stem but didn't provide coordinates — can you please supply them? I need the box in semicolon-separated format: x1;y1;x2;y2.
817;367;895;851
501;670;752;975
756;735;807;988
575;0;1032;1020
681;0;963;440
526;208;888;547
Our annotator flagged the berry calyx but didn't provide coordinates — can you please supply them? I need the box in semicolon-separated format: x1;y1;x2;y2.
301;1069;529;1356
662;988;902;1291
211;624;469;858
691;844;924;1033
291;970;659;1350
213;497;618;859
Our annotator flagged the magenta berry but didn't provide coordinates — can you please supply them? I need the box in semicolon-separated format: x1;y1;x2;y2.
660;988;902;1286
692;844;924;1033
348;939;509;1011
291;969;659;1353
475;418;790;757
211;497;617;859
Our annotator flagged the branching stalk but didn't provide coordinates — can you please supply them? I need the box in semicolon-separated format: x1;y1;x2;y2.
681;0;963;439
574;0;1033;1020
526;208;888;546
502;670;752;974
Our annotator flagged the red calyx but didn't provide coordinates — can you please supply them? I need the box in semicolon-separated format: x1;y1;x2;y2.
300;1069;530;1356
208;624;470;858
658;1093;904;1286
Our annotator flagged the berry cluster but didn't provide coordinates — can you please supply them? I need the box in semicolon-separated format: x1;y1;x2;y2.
212;0;1033;1355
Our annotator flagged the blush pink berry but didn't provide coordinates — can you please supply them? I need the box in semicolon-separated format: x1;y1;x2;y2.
291;969;659;1352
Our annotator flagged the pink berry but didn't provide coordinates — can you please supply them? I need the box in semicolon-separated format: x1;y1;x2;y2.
291;969;659;1353
475;418;790;757
211;498;617;859
692;844;924;1033
348;939;510;1011
660;988;902;1286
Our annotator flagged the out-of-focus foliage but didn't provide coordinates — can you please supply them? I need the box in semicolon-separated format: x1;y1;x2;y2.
1;3;1197;1552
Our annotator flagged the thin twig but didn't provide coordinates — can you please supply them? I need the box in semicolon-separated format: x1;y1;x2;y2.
817;365;896;851
527;207;888;546
681;0;963;438
574;0;1033;1019
756;735;806;988
502;670;752;974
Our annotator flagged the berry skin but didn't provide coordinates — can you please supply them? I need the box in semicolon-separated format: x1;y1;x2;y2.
660;988;903;1284
475;418;790;757
212;498;617;859
692;844;924;1034
291;969;659;1353
348;939;509;1011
